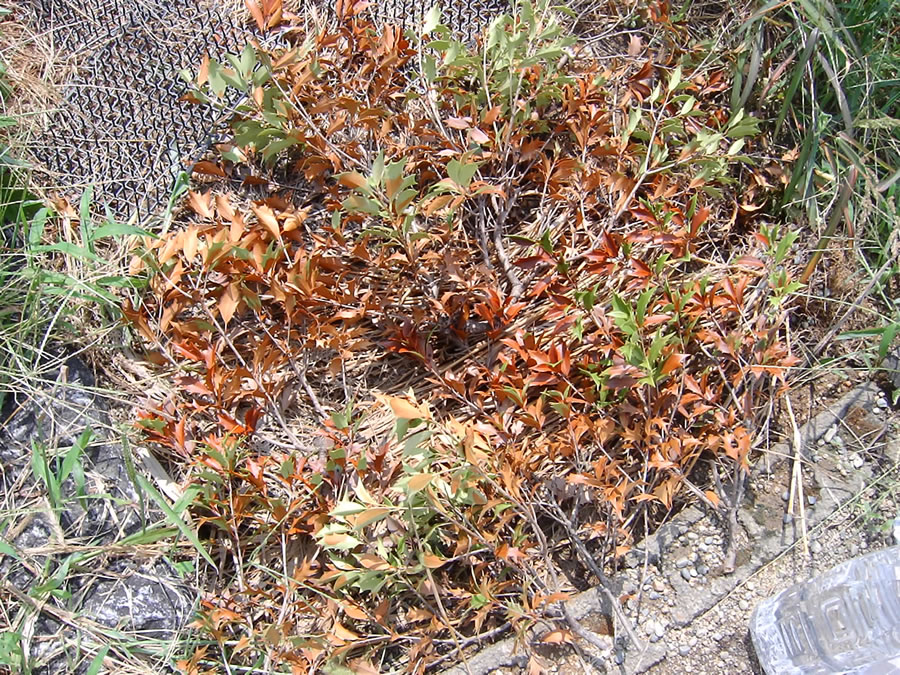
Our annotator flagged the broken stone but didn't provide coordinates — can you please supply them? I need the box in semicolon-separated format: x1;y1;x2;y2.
0;354;196;672
81;559;193;636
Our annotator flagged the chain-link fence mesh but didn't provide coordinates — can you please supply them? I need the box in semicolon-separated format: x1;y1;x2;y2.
23;0;249;220
21;0;513;221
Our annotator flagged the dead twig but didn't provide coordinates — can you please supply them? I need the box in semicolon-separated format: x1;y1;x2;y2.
711;458;746;574
542;496;644;652
490;190;524;298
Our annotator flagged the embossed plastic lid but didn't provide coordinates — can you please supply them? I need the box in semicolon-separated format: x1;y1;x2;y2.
750;545;900;674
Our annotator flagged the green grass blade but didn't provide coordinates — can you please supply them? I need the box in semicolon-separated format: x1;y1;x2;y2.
782;123;817;207
79;187;95;255
135;473;216;568
775;28;820;136
84;645;109;675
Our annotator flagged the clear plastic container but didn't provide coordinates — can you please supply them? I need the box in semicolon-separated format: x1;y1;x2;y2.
750;545;900;674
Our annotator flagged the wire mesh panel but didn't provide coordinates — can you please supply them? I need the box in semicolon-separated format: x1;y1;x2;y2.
23;0;512;221
25;0;250;220
367;0;510;42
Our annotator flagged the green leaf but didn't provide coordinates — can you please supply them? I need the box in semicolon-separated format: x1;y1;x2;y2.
331;500;367;517
206;60;227;97
343;194;382;216
370;151;385;188
261;136;301;163
61;429;91;509
35;241;101;262
667;64;682;94
31;442;60;508
878;322;900;362
635;288;654;327
423;53;438;83
539;230;554;254
90;221;156;240
79;187;94;254
85;646;110;675
447;158;479;189
0;538;19;561
239;44;257;79
648;330;669;366
423;4;442;34
116;527;179;546
27;206;51;248
774;229;800;264
135;473;216;568
775;29;820;136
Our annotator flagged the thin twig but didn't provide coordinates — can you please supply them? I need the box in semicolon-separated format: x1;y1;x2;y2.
490;191;524;298
784;394;809;557
423;622;513;671
543;496;643;651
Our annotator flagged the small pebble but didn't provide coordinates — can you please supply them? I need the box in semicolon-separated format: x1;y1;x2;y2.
705;536;715;544
681;568;692;581
689;636;698;647
653;579;665;592
745;581;755;591
738;599;749;611
649;591;660;600
678;645;691;656
783;513;794;524
690;568;698;577
831;435;844;447
645;620;663;638
810;540;823;554
850;544;860;556
807;495;817;506
676;557;691;569
781;490;790;502
850;453;864;469
824;425;837;444
689;552;698;563
697;564;709;575
817;438;826;447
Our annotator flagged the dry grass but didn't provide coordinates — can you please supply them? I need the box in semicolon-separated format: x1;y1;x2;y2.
0;3;71;144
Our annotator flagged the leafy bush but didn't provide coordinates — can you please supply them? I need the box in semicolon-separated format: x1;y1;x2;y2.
128;1;802;670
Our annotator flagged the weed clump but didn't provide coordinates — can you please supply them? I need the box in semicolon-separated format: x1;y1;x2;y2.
127;2;802;670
